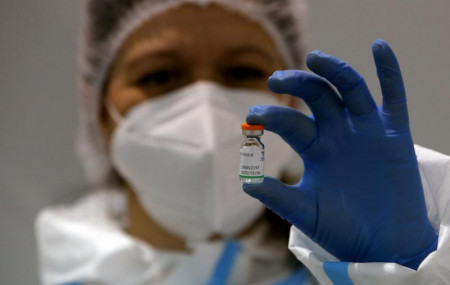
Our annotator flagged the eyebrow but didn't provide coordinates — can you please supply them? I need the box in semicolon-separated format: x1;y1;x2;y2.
125;49;182;71
223;46;276;63
123;45;275;72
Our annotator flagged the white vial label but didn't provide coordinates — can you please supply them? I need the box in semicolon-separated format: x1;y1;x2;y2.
239;147;264;182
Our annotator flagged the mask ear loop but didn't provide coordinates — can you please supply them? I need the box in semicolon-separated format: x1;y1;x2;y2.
104;100;124;124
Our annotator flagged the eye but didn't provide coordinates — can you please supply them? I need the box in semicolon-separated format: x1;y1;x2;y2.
223;66;266;82
135;69;182;87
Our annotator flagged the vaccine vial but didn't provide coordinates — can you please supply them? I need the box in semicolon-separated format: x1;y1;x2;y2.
239;123;265;184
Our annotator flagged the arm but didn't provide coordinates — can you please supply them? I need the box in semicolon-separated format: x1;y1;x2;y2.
242;39;440;280
288;145;450;285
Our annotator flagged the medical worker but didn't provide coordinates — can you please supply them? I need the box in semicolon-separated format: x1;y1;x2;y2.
35;0;450;284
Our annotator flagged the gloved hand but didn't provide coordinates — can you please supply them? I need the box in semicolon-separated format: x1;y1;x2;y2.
243;39;437;269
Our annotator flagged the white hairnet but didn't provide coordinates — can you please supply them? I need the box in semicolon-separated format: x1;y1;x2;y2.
77;0;310;187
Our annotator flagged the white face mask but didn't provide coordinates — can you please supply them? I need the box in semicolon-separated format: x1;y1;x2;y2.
110;82;293;242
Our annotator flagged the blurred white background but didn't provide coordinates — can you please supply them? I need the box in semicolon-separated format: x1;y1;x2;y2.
0;0;449;283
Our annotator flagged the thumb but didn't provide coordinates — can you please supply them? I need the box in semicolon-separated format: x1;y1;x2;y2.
243;177;317;236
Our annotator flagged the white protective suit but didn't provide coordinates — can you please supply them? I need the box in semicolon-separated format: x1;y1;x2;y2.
36;145;450;284
36;189;311;285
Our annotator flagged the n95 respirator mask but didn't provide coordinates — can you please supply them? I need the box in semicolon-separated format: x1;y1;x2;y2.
110;81;293;242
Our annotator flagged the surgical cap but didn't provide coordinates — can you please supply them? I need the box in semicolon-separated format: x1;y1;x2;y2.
77;0;310;187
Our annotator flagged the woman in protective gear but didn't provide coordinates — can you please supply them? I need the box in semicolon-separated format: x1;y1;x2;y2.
36;1;450;284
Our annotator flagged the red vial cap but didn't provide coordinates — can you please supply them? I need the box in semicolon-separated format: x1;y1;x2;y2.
241;123;264;131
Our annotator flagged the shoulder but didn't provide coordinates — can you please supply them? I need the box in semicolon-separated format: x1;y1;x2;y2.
35;188;127;252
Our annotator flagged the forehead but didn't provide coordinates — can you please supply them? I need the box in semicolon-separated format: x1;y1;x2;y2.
116;3;281;65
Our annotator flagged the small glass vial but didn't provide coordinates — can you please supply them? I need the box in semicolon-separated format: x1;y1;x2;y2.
239;123;265;184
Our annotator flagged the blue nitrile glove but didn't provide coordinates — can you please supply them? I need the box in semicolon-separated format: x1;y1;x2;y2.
243;39;438;269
